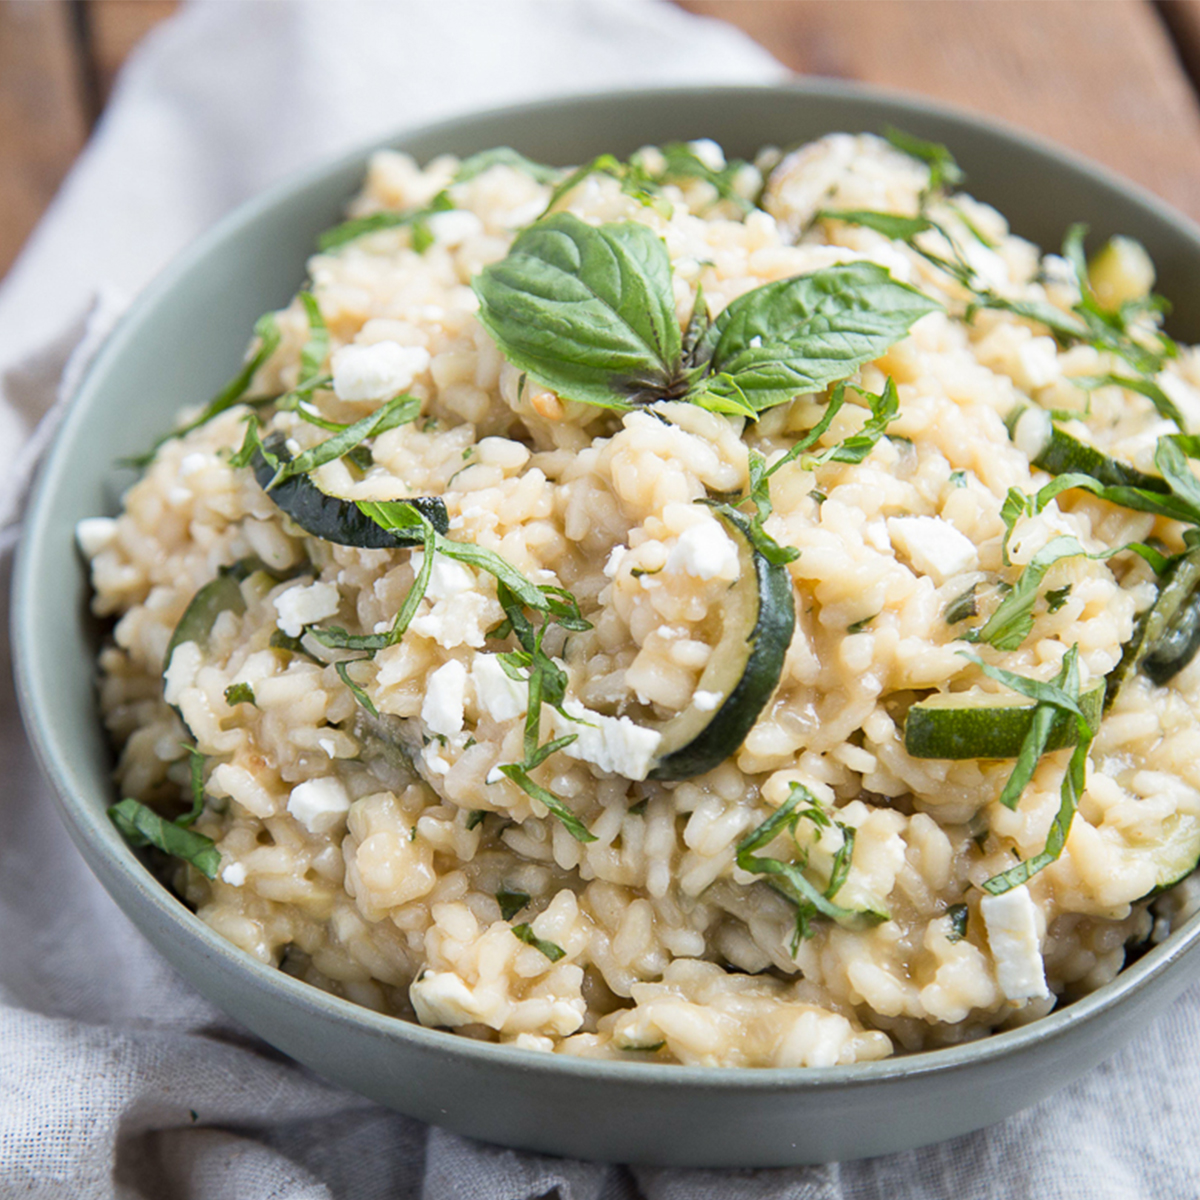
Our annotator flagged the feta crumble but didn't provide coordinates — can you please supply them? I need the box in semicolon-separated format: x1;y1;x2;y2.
886;516;978;584
220;863;247;887
666;522;740;582
273;581;339;638
980;886;1049;1001
551;700;661;781
692;690;723;712
422;660;467;736
472;654;528;722
75;516;118;558
331;340;431;402
286;776;352;834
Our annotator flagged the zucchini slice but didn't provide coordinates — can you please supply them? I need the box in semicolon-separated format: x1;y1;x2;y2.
648;509;796;781
905;682;1104;759
253;437;448;548
165;559;260;673
1009;407;1167;492
1108;546;1200;702
1126;813;1200;897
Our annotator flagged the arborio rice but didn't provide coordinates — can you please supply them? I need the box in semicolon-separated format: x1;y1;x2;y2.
83;132;1200;1068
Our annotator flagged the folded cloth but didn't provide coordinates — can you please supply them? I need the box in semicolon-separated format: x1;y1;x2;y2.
2;3;1199;1198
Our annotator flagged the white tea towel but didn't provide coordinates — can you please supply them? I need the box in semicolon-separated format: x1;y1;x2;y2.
2;3;1199;1198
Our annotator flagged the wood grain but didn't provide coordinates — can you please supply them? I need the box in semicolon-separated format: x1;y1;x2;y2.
83;0;178;104
679;0;1200;221
0;0;89;277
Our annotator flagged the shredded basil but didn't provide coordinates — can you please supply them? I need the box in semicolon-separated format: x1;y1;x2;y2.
1045;585;1072;614
944;585;978;625
317;191;454;252
510;923;567;962
223;682;256;707
946;903;969;942
454;147;559;185
496;888;531;920
335;659;379;717
465;810;487;831
884;127;965;193
847;614;878;634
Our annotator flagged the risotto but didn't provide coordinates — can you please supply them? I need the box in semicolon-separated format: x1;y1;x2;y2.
81;132;1200;1068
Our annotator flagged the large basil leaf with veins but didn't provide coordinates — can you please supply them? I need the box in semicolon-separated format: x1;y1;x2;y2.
691;262;940;413
472;213;684;409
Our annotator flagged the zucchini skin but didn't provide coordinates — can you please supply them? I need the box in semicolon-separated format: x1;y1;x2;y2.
1144;590;1200;685
165;559;256;671
1034;428;1168;493
253;439;448;548
649;510;795;781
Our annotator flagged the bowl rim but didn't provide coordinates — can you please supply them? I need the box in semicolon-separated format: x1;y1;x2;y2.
14;76;1200;1093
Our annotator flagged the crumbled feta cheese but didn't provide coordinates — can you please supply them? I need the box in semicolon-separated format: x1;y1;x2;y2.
692;690;723;712
426;209;484;246
163;641;202;706
980;886;1049;1001
886;516;978;583
410;970;488;1028
603;546;628;579
179;452;208;477
318;737;337;758
221;863;247;887
409;552;474;601
552;700;661;781
1017;336;1060;390
331;340;431;402
273;581;339;638
75;517;119;559
422;660;467;736
486;766;506;785
471;653;527;722
407;553;490;648
423;746;451;776
666;522;740;582
286;776;352;833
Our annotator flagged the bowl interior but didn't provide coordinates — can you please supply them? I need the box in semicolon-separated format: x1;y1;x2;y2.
14;82;1200;1158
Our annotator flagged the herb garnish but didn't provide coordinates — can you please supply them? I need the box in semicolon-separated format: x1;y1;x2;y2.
735;782;887;950
224;682;256;707
108;746;220;879
511;923;567;962
946;902;969;942
496;888;531;920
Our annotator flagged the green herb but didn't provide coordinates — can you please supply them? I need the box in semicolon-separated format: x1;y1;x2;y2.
946;903;969;942
465;810;487;831
496;888;531;920
1070;372;1183;429
510;923;567;962
949;469;967;487
628;798;649;816
335;659;378;716
317;191;454;252
965;645;1094;894
262;394;420;489
809;488;827;505
223;682;256;707
454;147;559;185
268;628;325;663
944;584;978;625
618;1040;666;1053
884;127;965;193
1045;585;1072;614
735;782;886;948
297;292;330;382
497;764;596;843
651;142;754;213
108;752;221;881
541;153;667;216
630;566;661;578
124;314;281;467
847;614;878;634
816;209;935;240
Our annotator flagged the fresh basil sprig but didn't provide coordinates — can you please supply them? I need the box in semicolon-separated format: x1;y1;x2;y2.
474;214;938;418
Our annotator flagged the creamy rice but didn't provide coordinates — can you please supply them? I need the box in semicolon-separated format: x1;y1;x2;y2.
83;133;1200;1067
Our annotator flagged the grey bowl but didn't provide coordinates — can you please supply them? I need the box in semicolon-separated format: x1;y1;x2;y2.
15;81;1200;1167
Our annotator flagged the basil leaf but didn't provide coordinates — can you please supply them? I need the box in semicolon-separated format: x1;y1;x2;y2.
181;745;207;826
108;798;221;880
298;292;330;382
510;923;567;962
976;536;1089;651
472;214;683;409
224;682;256;707
655;142;753;213
335;659;379;717
496;889;531;920
946;903;969;942
1071;372;1183;429
318;192;454;252
883;127;965;192
690;263;938;412
816;210;935;240
455;147;558;185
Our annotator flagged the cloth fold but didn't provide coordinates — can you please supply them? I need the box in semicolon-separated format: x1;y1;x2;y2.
2;2;1199;1197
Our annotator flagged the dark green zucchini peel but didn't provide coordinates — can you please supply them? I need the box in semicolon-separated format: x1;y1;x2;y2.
253;436;448;548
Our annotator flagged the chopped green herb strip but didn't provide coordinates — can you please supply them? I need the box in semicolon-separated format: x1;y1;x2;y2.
1045;585;1072;614
465;810;487;831
618;1040;666;1053
496;888;531;920
884;127;965;193
108;798;221;879
736;782;886;947
497;764;596;843
542;153;667;217
628;798;649;816
510;923;567;962
816;209;935;240
847;614;877;634
317;191;454;251
944;585;978;625
809;488;827;505
1071;372;1183;429
298;292;330;382
124;314;281;467
454;147;559;185
804;377;901;469
946;903;969;942
335;659;379;717
268;628;325;663
263;394;421;489
690;268;937;416
652;142;754;213
223;682;256;707
630;566;662;578
949;469;967;487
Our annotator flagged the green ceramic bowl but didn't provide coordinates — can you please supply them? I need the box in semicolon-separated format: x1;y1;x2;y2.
15;82;1200;1167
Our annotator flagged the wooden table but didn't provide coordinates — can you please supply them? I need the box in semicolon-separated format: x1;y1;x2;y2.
5;0;1200;280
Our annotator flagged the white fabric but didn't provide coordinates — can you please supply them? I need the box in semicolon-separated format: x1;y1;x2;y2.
2;1;1198;1196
